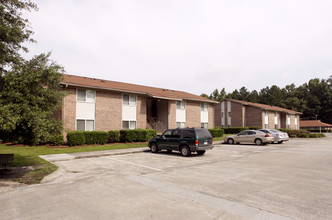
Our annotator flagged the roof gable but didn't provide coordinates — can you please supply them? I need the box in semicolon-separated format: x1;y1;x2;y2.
61;74;218;103
223;99;301;115
300;120;332;127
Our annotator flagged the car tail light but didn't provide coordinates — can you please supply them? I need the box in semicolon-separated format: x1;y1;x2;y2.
195;140;199;146
265;134;270;137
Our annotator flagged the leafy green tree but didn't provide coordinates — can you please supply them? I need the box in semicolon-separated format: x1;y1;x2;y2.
248;90;258;103
0;53;65;145
200;93;209;99
0;0;37;71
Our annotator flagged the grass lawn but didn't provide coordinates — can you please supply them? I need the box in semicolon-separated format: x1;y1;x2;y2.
0;136;230;184
0;142;147;184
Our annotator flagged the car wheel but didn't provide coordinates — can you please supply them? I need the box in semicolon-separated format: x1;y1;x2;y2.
197;150;206;155
228;138;234;144
180;146;191;157
278;141;283;144
255;138;263;145
167;150;172;153
150;143;159;153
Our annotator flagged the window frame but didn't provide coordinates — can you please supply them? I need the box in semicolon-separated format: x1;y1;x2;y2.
122;94;137;106
122;120;137;129
77;89;96;103
201;122;209;129
76;119;95;131
176;122;186;128
176;100;186;110
200;103;208;112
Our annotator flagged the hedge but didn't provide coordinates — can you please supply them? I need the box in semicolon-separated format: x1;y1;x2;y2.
120;129;157;142
307;129;332;133
208;128;224;137
109;130;120;143
67;131;108;146
278;129;326;138
67;131;85;146
49;134;64;146
223;127;248;134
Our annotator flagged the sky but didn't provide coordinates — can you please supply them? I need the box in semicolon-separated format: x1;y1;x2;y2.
23;0;332;96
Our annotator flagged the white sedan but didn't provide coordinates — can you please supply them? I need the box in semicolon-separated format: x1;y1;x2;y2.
258;129;289;144
224;130;274;145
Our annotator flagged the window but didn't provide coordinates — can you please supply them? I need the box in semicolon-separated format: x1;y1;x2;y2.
200;103;208;112
221;112;224;118
176;122;186;128
163;130;172;138
265;124;269;129
201;123;209;129
122;120;136;129
123;94;137;106
76;119;94;131
77;89;95;102
182;130;195;139
275;124;278;129
176;100;186;109
171;130;181;138
228;112;231;117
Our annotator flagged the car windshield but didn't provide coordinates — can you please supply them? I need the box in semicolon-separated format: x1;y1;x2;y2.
197;129;211;139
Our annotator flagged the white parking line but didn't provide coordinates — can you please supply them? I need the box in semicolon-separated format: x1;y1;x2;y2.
109;157;162;172
128;175;292;220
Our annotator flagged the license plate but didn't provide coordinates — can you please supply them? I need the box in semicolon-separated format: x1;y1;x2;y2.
204;141;208;145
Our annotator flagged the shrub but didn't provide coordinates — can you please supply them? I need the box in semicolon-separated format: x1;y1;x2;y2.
49;134;64;146
308;133;326;138
109;130;120;143
120;130;137;142
223;127;248;134
297;133;309;138
208;128;224;137
146;129;157;139
120;129;157;142
290;134;296;138
248;126;262;130
307;129;332;133
67;131;108;146
67;131;85;146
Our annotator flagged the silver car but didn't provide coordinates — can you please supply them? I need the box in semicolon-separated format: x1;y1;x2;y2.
258;129;289;144
224;130;274;145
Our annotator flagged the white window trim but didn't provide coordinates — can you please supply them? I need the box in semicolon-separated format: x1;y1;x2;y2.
77;89;96;103
176;100;186;110
201;122;209;129
176;122;186;128
201;103;208;112
122;120;137;129
122;94;137;106
76;119;95;131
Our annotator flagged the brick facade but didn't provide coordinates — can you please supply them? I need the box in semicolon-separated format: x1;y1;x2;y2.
215;99;301;129
168;100;176;129
230;102;243;127
61;86;215;133
137;96;147;129
63;88;76;131
186;101;200;128
95;90;122;131
208;103;215;128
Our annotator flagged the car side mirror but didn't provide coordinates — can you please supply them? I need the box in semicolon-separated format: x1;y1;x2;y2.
162;135;166;139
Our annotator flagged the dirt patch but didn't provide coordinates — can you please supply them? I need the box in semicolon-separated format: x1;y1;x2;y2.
0;164;51;184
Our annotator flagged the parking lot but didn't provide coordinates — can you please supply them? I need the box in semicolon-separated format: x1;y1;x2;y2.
1;135;332;220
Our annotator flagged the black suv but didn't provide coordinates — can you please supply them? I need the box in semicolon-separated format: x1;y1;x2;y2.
148;128;214;156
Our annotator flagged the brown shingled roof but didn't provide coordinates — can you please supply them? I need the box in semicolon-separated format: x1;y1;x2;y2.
61;74;218;103
225;98;302;115
300;120;332;127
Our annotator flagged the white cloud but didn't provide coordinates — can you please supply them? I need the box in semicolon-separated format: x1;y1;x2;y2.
23;0;332;95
